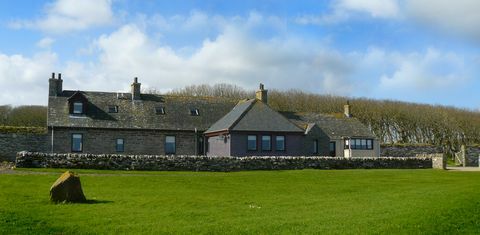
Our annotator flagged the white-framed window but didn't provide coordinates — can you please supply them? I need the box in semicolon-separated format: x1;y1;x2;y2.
247;135;257;151
116;138;124;152
71;134;83;152
73;102;83;114
165;136;176;154
276;136;285;151
344;138;374;150
262;135;271;151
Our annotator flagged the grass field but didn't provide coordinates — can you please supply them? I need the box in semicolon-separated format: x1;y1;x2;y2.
1;169;480;234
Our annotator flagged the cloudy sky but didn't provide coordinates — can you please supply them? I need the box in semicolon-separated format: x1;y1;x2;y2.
1;0;479;109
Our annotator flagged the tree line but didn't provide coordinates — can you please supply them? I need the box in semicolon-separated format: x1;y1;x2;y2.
0;105;47;127
168;84;480;150
2;84;479;151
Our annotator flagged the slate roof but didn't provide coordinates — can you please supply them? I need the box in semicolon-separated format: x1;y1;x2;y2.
48;90;237;131
283;112;376;139
205;99;304;133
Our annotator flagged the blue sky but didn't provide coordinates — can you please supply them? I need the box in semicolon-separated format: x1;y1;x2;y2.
1;0;479;110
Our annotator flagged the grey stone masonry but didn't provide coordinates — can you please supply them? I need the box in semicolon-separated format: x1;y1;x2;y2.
422;153;446;170
0;133;49;161
381;145;443;157
50;127;197;155
16;151;434;171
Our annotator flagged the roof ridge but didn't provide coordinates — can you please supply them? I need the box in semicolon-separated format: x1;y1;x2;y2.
228;99;256;131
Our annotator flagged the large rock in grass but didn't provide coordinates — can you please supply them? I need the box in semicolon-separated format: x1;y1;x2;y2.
50;171;86;203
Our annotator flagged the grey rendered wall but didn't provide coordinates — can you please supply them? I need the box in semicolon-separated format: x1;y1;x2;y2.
207;134;231;156
50;127;197;155
303;125;330;156
230;132;305;157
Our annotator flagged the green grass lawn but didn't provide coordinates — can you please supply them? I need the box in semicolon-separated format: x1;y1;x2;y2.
1;169;480;234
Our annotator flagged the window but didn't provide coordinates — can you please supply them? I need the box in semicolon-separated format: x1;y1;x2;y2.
116;138;124;152
367;139;373;149
276;136;285;151
247;135;257;151
165;136;176;154
329;141;336;157
73;102;83;114
71;134;83;152
313;140;318;154
155;106;166;115
108;105;118;113
344;138;374;150
361;139;367;149
190;108;200;116
261;135;271;151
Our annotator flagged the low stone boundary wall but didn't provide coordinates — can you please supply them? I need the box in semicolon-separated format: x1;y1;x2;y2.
16;152;439;171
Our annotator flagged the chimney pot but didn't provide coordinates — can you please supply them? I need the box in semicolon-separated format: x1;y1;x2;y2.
48;72;62;96
344;101;351;118
255;83;268;103
131;77;141;100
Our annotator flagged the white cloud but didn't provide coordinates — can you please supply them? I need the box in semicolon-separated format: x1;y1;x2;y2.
296;0;400;25
337;0;400;18
36;37;55;48
0;52;57;105
10;0;113;33
82;23;354;95
378;48;467;90
406;0;480;40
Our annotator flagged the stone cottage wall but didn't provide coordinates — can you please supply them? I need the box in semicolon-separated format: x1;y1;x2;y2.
16;151;436;171
0;133;49;161
50;127;198;155
457;146;480;167
465;147;480;166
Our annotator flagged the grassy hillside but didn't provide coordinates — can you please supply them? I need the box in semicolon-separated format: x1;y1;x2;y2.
2;169;480;234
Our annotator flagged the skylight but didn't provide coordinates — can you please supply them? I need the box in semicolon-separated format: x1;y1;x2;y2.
190;108;200;116
155;106;166;115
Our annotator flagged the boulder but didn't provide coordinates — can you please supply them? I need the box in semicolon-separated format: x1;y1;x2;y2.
50;171;86;203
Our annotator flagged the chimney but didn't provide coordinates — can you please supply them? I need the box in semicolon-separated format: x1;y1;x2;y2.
48;72;63;97
255;83;268;103
344;100;351;118
131;77;141;100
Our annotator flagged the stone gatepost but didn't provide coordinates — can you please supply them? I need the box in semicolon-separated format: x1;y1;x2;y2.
431;154;446;170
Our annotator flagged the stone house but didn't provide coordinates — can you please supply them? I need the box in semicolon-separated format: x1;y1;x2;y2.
47;73;379;157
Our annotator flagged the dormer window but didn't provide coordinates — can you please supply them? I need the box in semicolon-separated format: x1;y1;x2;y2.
190;108;200;116
68;91;88;115
155;106;166;115
73;102;83;114
108;105;118;113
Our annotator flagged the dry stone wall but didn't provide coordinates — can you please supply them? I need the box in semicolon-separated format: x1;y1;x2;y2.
16;151;435;171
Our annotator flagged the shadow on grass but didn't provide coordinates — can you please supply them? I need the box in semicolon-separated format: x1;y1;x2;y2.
84;199;113;204
50;199;114;205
